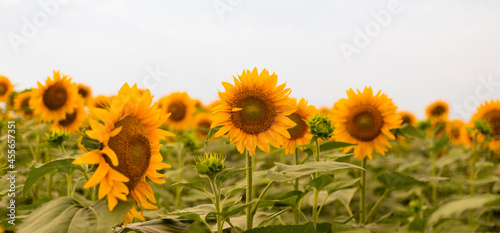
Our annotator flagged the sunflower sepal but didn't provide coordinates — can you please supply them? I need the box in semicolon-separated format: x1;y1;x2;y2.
307;114;335;143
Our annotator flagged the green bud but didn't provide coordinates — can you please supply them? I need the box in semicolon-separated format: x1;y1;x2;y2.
46;130;69;146
416;120;431;131
474;119;492;136
177;130;200;151
195;153;227;176
307;114;335;141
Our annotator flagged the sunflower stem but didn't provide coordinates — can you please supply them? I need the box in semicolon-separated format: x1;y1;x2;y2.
469;132;478;222
246;150;253;230
175;142;184;210
430;149;437;207
312;138;321;229
366;189;389;224
66;173;72;198
360;157;367;224
294;147;300;225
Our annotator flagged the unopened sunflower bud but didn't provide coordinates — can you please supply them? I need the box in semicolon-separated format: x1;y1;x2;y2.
307;114;334;141
416;120;431;131
196;153;226;176
46;130;69;145
474;119;492;136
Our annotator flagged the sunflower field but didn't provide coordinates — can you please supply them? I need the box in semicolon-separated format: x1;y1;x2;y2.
0;69;499;233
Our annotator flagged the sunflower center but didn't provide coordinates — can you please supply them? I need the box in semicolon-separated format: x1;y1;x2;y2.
107;116;151;190
21;97;33;114
58;110;78;127
484;110;500;137
168;102;187;122
451;128;460;139
232;91;276;135
346;105;383;142
197;120;212;135
431;105;446;117
402;116;412;125
0;84;6;95
287;113;308;140
78;88;88;98
43;82;68;110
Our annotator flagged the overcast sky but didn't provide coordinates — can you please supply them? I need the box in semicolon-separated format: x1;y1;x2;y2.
1;0;500;120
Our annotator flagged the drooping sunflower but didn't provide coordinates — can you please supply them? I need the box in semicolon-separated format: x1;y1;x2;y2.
470;100;500;152
426;100;449;122
14;91;34;118
0;75;14;102
193;112;213;140
77;83;93;104
73;83;174;224
446;119;468;146
160;92;195;131
399;111;417;126
29;71;80;122
331;87;401;160
282;98;317;155
51;98;87;134
211;68;296;156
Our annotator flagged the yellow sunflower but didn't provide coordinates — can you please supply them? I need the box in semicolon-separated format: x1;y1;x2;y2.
193;112;213;140
14;91;34;118
399;111;417;126
160;92;195;131
73;83;174;224
470;100;500;152
282;98;317;155
51;98;86;134
29;71;80;122
0;75;14;102
211;68;296;156
318;106;332;116
331;87;401;160
426;100;449;122
77;83;93;104
91;95;113;109
446;119;468;146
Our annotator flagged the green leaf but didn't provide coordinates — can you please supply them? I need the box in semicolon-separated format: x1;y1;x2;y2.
17;197;133;233
257;208;291;227
17;197;52;211
170;181;206;193
267;161;363;182
325;178;360;195
219;168;246;183
275;190;305;207
320;141;356;152
377;172;420;191
428;194;500;227
392;124;425;139
332;188;357;207
408;217;426;232
205;125;222;144
244;222;317;233
165;204;216;222
23;158;84;197
221;183;246;198
307;175;334;191
330;223;371;233
113;218;192;233
431;135;449;152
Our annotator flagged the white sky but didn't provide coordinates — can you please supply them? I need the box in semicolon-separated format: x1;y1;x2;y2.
1;0;500;120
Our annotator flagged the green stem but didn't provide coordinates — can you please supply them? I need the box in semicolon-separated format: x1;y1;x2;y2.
209;176;223;233
67;173;72;198
175;143;184;209
469;133;478;222
360;157;367;224
294;147;300;225
431;150;437;207
246;150;253;230
251;181;274;217
365;189;389;224
312;139;321;229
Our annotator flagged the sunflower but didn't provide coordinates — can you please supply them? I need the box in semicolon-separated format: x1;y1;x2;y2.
193;112;213;140
14;91;34;118
29;71;80;122
282;98;316;155
426;100;449;122
160;92;195;131
470;100;500;152
73;83;174;224
399;111;417;126
91;95;113;109
0;75;14;102
77;83;92;104
446;119;468;146
211;68;296;156
318;106;331;116
51;98;86;134
331;87;401;160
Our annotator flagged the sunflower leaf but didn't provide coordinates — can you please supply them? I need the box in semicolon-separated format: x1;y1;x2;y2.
377;172;420;191
23;158;84;197
325;178;360;195
170;181;206;193
112;218;193;233
319;141;356;152
267;161;363;182
307;175;334;191
205;125;223;144
392;124;425;139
